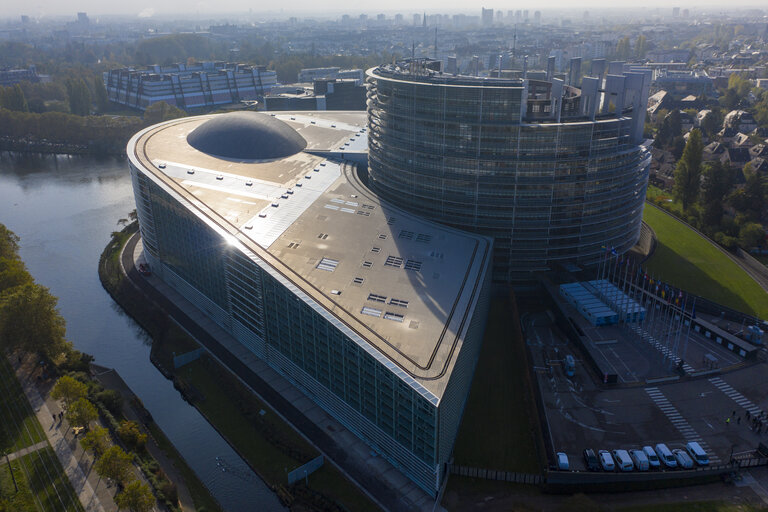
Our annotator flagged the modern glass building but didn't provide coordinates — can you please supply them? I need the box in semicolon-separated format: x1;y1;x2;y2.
127;111;492;496
366;60;652;283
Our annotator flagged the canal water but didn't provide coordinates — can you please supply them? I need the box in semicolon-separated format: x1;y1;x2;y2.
0;151;284;512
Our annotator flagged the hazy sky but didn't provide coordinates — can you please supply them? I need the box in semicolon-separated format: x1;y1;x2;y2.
1;0;765;19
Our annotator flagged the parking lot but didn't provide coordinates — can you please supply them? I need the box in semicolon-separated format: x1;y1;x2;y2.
524;309;768;473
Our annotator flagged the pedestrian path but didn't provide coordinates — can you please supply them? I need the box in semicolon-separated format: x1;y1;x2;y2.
14;363;115;512
630;325;695;373
5;441;48;462
645;387;721;463
709;377;764;418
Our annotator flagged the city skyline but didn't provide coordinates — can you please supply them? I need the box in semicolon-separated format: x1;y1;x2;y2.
1;2;766;19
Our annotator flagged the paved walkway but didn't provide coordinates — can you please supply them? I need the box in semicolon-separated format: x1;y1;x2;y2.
12;357;116;512
5;441;49;462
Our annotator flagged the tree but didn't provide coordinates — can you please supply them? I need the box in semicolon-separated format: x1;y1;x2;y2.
66;398;97;429
635;35;647;59
51;375;88;409
81;426;111;458
0;224;20;260
142;101;185;125
0;84;29;112
700;161;733;229
94;445;133;485
92;76;109;113
699;109;722;138
115;480;155;512
0;282;67;356
66;78;91;116
739;223;766;250
673;129;704;211
0;257;32;293
117;421;147;450
668;110;682;139
739;170;767;222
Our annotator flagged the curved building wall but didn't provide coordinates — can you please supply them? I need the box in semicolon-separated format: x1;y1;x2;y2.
367;69;650;283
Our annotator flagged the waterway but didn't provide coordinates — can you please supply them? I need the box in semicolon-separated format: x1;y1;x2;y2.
0;151;283;512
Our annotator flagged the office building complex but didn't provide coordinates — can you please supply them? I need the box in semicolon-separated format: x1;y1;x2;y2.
105;61;277;111
128;111;492;495
297;67;364;84
366;60;652;283
263;78;366;111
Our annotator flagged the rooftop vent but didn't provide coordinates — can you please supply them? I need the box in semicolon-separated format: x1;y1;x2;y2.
317;257;339;272
361;306;382;317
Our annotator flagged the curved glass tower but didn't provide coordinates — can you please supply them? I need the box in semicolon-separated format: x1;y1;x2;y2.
366;61;652;283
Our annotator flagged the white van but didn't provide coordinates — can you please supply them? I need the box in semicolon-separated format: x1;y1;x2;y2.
655;443;678;468
611;449;634;472
629;449;650;471
642;445;660;469
685;441;710;466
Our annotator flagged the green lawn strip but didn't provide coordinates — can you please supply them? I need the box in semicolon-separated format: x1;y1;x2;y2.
618;501;761;512
442;476;542;512
0;455;37;512
0;448;83;512
0;358;45;453
178;358;377;510
643;205;768;319
22;447;83;512
144;422;222;512
451;299;540;473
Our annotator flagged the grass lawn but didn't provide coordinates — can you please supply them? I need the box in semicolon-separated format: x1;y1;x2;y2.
451;298;541;473
0;357;46;453
0;359;82;512
643;204;768;319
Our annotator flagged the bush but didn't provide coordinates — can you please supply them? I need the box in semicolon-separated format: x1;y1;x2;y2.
94;389;123;415
117;420;147;450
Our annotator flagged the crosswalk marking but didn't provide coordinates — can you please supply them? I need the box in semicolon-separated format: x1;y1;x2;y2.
645;387;721;463
709;377;764;417
630;326;695;373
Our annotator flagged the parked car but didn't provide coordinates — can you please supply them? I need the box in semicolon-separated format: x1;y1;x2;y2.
685;441;710;466
673;449;694;469
598;450;615;471
629;449;650;471
556;452;569;470
655;443;678;468
611;449;634;472
583;449;600;471
642;445;661;469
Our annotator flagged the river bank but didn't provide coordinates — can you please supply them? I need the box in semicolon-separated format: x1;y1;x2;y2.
98;223;375;511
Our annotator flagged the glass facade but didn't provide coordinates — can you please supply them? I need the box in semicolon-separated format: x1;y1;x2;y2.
127;160;490;496
367;68;651;283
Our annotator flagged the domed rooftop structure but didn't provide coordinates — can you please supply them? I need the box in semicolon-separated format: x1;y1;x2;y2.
186;111;307;160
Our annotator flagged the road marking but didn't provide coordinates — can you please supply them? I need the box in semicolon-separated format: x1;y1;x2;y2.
709;377;764;417
630;325;695;373
645;387;721;463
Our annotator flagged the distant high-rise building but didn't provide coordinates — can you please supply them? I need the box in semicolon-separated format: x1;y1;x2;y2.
394;13;403;24
673;7;680;17
523;9;529;21
359;13;368;22
534;11;541;24
76;12;89;25
376;13;385;22
341;14;351;24
682;8;689;17
20;15;30;23
481;7;494;27
413;13;421;26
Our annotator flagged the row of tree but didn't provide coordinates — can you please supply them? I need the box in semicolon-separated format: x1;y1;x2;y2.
51;376;154;512
672;129;766;250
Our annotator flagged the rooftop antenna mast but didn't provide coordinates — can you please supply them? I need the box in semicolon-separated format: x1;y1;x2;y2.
434;27;438;59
